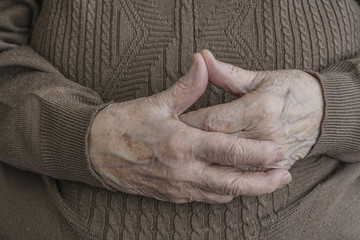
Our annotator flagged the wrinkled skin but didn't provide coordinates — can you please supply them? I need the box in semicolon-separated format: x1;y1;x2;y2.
181;50;324;170
89;53;292;204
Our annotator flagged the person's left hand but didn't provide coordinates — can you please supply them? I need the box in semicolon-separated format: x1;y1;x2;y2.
181;50;324;170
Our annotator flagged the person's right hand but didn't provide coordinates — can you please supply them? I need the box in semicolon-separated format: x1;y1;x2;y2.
88;53;292;204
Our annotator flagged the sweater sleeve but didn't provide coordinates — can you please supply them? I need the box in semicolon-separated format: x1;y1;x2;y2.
0;0;110;188
308;52;360;163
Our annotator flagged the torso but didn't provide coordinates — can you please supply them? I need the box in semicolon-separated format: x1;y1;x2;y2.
29;1;360;239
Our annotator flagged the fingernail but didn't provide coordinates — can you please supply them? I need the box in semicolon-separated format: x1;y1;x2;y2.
277;172;292;189
275;150;284;162
186;54;198;83
192;53;198;69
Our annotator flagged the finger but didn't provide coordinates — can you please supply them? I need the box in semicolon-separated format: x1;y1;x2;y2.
201;49;266;96
141;171;234;204
180;100;242;133
200;166;292;196
180;92;262;134
164;192;233;204
193;131;284;167
172;187;234;204
193;189;234;204
158;53;208;115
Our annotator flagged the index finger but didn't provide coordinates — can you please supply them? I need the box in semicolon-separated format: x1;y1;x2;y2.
180;92;259;134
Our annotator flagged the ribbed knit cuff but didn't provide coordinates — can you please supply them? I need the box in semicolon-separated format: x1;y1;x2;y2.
307;59;360;160
40;93;113;188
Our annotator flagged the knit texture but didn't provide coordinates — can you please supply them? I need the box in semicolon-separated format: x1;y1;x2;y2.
1;0;360;239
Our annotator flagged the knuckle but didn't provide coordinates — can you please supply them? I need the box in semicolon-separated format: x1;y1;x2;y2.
258;143;277;166
190;165;207;185
226;140;244;165
232;179;250;196
202;111;219;131
177;76;192;90
224;174;249;197
256;71;269;80
166;133;187;159
223;196;234;203
229;64;243;75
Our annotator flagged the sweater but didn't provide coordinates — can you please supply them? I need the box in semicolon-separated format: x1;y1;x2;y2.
0;0;360;239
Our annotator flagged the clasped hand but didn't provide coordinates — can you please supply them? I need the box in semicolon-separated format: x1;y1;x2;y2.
181;50;324;170
89;50;323;204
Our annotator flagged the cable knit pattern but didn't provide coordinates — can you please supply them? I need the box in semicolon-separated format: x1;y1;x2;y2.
308;0;327;70
14;0;359;239
226;3;264;70
347;0;360;52
70;7;79;80
279;0;292;69
83;0;97;88
50;0;63;65
263;0;274;60
100;0;111;70
42;0;56;59
100;0;175;101
352;2;360;51
294;0;312;70
337;0;352;58
323;0;342;64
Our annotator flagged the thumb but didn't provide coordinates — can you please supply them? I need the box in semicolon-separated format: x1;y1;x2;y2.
159;53;208;115
201;50;264;97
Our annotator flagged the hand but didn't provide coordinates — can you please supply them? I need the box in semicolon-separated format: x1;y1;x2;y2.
181;50;324;170
88;53;291;204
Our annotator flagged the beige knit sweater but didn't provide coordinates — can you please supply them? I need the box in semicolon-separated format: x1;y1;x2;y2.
1;0;360;239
